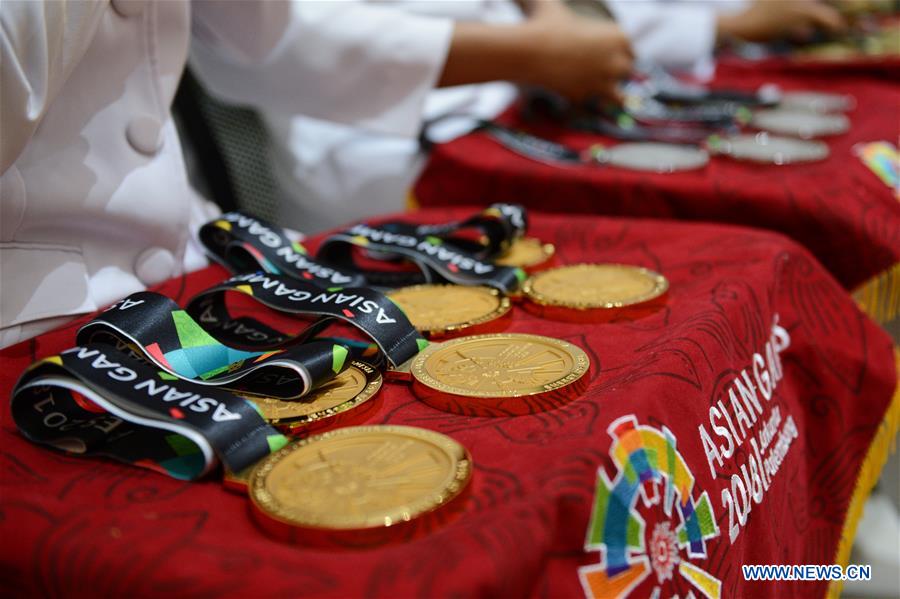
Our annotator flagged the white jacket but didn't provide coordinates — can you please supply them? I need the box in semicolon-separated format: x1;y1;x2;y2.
606;0;749;78
239;0;519;234
0;0;452;347
245;1;752;235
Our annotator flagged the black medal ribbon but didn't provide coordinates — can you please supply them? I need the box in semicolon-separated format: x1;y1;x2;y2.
185;272;427;368
199;211;366;287
521;87;737;139
571;113;720;145
377;203;528;260
316;337;386;369
11;345;288;480
77;292;350;399
317;221;526;293
477;121;585;165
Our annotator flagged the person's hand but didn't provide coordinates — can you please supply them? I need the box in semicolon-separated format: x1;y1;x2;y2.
717;0;848;43
439;1;633;105
523;4;634;104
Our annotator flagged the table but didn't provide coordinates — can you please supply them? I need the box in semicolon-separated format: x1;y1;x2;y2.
716;50;900;81
1;209;896;598
414;71;900;330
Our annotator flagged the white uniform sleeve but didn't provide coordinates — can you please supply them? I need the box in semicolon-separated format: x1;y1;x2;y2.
0;0;107;173
606;0;721;72
189;0;454;138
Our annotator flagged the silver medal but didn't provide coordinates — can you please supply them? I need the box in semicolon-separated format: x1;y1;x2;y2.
779;91;855;113
710;133;829;164
751;108;849;138
594;142;710;173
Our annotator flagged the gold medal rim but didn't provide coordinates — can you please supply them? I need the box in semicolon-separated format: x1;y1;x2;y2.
494;237;556;269
410;332;590;399
248;425;473;531
224;462;258;491
387;284;511;336
522;263;669;310
245;361;382;427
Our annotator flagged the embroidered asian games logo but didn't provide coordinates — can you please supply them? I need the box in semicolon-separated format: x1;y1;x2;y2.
579;415;721;599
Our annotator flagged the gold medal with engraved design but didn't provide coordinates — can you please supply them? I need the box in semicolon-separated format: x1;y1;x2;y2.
522;263;668;322
494;237;556;271
244;360;382;431
223;361;383;494
387;284;510;337
389;333;590;417
249;425;472;544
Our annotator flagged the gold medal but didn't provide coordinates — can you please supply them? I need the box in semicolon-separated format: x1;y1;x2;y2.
249;425;472;545
223;464;255;493
522;263;668;322
393;333;589;416
494;237;556;271
245;361;382;431
388;284;511;337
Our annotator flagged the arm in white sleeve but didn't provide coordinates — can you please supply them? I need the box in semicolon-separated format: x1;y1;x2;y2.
189;0;454;138
605;0;721;72
0;0;107;173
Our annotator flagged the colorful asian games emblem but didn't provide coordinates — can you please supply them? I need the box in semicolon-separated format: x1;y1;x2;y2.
579;415;721;599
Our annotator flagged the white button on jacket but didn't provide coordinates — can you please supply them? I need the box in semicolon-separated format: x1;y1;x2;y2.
0;0;449;348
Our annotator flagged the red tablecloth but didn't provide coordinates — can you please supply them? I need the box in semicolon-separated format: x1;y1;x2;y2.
716;51;900;80
1;209;897;598
414;72;900;293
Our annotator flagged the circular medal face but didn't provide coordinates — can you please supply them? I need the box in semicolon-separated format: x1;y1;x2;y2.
388;284;510;337
494;237;556;270
524;264;669;310
410;333;589;416
246;361;381;428
596;143;709;173
750;108;849;138
780;91;855;113
712;133;829;164
249;425;472;533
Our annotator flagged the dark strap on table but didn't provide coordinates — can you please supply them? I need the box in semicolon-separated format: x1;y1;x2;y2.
11;345;287;479
478;121;585;164
77;292;348;399
377;203;528;259
199;211;365;286
186;272;427;368
317;222;526;293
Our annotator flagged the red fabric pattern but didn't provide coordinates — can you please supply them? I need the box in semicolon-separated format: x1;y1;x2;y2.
414;72;900;291
1;209;895;598
716;51;900;80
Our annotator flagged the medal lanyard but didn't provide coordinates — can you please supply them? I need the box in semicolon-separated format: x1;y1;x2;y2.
471;121;622;167
571;110;732;145
466;120;720;172
633;62;777;107
185;272;427;369
77;292;350;400
316;222;525;293
11;345;287;480
521;83;751;137
373;203;528;260
201;210;526;294
200;212;366;287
